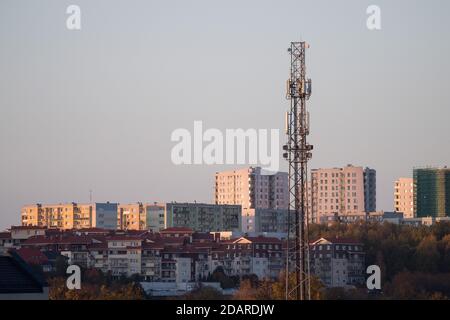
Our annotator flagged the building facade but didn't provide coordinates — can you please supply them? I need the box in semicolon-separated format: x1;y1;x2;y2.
215;167;289;210
414;167;450;218
394;177;414;218
165;203;241;233
310;237;365;288
310;165;376;223
364;168;377;212
21;202;118;230
241;208;288;234
118;203;146;230
118;203;166;232
215;167;288;232
145;204;166;232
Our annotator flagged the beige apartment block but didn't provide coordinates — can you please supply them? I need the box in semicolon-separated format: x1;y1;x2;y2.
118;203;166;232
394;177;414;218
215;167;289;210
21;202;118;230
310;165;376;223
215;167;289;233
118;203;145;230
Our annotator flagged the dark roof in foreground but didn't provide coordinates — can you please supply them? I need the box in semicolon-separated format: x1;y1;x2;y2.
0;252;47;294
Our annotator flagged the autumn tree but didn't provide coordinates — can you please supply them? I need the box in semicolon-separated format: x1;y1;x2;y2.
414;235;440;273
233;279;257;300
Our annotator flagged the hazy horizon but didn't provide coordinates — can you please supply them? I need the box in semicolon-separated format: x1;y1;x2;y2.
1;0;449;230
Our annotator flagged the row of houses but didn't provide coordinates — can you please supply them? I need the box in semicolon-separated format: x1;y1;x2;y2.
0;226;366;288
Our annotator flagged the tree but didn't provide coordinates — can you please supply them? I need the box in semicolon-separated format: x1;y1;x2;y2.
414;235;440;273
47;276;146;300
438;234;450;273
208;266;236;289
233;279;257;300
54;255;69;277
254;279;273;300
270;271;324;300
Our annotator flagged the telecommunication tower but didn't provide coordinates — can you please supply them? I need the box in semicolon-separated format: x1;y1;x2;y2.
283;41;313;300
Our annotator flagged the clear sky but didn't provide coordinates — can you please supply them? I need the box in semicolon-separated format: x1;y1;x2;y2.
1;0;449;230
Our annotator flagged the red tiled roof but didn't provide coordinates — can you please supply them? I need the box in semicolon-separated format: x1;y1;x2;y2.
11;226;46;230
45;229;65;236
126;230;150;234
14;248;49;265
152;237;187;244
220;239;235;244
0;232;11;239
142;242;165;250
174;246;209;253
75;228;111;233
191;242;215;249
23;235;56;245
88;243;108;250
160;227;194;233
23;235;101;245
236;236;282;244
57;236;98;244
192;233;214;239
106;235;144;241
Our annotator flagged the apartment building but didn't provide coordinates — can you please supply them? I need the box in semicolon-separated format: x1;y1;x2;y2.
215;167;289;232
105;236;143;277
21;202;118;230
215;167;288;209
118;203;166;232
10;226;46;240
320;211;403;225
394;177;414;218
165;203;241;233
310;237;365;288
241;208;288;234
145;204;166;232
414;167;450;218
0;226;47;255
210;236;284;279
310;165;376;223
118;203;146;230
141;242;164;281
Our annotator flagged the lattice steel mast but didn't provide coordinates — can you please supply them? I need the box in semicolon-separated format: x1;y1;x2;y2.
283;41;313;300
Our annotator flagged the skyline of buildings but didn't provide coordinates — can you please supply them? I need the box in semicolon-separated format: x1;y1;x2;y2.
17;165;450;233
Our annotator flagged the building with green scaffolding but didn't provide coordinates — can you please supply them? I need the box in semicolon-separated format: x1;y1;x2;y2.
413;167;450;217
